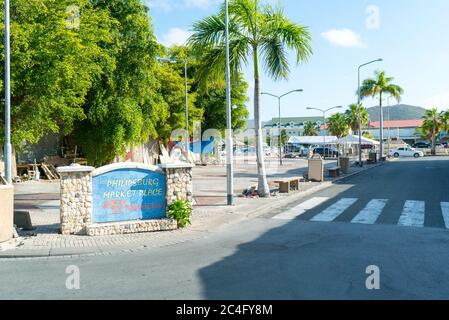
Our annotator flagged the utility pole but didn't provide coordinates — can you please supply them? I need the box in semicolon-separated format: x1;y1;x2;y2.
307;106;343;158
156;57;191;161
261;89;303;166
4;0;12;184
225;0;234;206
357;58;382;167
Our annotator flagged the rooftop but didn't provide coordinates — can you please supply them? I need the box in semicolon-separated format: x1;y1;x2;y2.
264;117;324;127
368;119;423;129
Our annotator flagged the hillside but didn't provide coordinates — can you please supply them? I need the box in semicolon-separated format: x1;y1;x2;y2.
367;104;427;121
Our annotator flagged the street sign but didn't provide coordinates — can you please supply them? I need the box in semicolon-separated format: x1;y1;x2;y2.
92;167;166;223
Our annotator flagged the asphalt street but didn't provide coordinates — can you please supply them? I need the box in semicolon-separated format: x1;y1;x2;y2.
1;157;449;300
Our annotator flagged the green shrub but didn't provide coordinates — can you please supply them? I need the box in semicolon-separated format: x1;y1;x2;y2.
167;200;192;228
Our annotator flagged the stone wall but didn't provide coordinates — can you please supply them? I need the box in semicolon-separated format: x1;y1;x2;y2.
58;165;94;235
161;164;194;205
57;162;193;236
86;219;178;236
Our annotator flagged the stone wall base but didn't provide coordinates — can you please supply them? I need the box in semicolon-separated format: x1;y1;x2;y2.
85;219;178;236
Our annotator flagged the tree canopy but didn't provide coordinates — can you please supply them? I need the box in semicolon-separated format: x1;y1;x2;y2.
188;0;312;197
0;0;114;147
0;1;251;166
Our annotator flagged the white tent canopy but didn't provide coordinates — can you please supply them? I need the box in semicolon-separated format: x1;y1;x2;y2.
288;136;338;145
338;134;380;145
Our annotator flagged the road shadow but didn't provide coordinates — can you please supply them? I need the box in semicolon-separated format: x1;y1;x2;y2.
197;159;449;299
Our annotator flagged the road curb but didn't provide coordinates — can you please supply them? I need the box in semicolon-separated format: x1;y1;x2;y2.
0;162;386;260
211;162;385;227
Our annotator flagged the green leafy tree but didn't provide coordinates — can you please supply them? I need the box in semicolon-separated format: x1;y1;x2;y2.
345;103;369;133
74;0;168;165
196;73;249;133
359;71;404;155
326;113;350;139
188;0;312;197
420;108;444;155
156;46;204;142
302;121;318;136
0;0;113;148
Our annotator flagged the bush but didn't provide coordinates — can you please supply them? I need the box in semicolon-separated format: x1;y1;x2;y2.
167;200;192;228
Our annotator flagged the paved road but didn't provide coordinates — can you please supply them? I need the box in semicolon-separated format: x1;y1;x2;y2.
1;157;449;299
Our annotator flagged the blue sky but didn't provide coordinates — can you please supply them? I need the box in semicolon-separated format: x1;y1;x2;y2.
145;0;449;121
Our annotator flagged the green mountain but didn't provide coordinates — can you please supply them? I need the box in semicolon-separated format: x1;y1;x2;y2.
367;104;427;121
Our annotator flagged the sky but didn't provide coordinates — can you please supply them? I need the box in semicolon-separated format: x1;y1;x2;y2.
145;0;449;121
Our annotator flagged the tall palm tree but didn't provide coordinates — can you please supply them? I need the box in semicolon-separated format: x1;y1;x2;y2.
421;108;444;155
302;121;318;136
326;113;350;139
345;103;369;134
188;0;312;197
359;71;404;158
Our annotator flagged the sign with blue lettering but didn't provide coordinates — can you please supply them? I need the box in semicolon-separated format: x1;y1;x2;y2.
92;166;166;223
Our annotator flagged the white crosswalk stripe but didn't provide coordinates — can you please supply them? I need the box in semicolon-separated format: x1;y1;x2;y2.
273;197;329;220
398;200;425;227
440;202;449;229
273;197;449;229
310;198;358;222
351;199;388;225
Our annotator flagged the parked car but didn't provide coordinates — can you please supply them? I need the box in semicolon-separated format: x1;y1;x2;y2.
313;147;339;158
389;147;424;158
413;142;431;149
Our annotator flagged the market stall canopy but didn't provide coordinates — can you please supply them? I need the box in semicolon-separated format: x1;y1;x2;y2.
288;136;338;145
338;134;380;145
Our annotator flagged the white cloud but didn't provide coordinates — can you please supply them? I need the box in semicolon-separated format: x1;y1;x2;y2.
146;0;173;12
421;92;449;109
160;28;193;47
321;29;366;48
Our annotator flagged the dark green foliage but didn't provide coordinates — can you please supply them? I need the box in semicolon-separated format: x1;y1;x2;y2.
167;200;192;228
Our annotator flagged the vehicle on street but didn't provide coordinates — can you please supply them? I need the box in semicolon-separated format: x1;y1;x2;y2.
389;147;424;158
413;142;431;149
313;147;339;158
284;145;308;158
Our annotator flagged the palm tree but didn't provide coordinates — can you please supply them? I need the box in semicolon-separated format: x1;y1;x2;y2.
420;108;444;155
326;113;350;139
302;121;318;136
188;0;312;197
359;71;404;157
345;103;369;134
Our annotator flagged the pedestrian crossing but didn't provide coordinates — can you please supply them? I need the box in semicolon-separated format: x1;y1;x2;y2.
273;197;449;229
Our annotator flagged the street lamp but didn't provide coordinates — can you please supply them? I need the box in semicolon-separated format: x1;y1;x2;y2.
357;58;382;167
3;0;11;184
386;96;392;155
261;89;303;166
157;57;192;160
225;0;233;206
307;106;342;159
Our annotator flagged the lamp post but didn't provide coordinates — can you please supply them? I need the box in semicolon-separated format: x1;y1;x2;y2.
157;57;191;160
387;96;392;155
3;0;11;184
307;106;342;159
225;0;233;205
261;89;303;166
357;58;382;167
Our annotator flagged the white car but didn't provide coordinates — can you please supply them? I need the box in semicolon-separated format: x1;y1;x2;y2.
390;147;424;158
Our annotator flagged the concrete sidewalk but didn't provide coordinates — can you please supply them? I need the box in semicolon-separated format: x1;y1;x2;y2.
0;159;383;259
